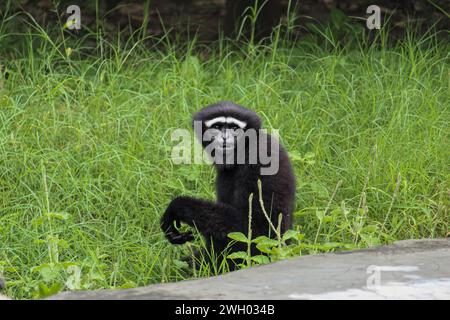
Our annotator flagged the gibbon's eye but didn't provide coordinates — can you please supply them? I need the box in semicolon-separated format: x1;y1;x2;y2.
229;125;241;134
212;124;221;130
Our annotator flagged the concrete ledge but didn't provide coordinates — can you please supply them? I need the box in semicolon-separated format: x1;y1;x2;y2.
48;238;450;300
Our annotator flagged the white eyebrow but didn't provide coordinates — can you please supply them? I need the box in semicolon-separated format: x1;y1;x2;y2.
205;117;226;127
205;116;247;129
226;117;247;129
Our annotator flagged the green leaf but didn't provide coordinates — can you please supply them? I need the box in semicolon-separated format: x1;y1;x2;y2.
360;234;381;246
289;151;303;162
256;244;275;254
270;246;292;258
31;217;45;227
36;282;62;298
252;235;271;244
250;255;270;264
289;151;315;165
361;225;378;233
32;263;61;282
321;242;342;250
226;251;248;260
227;232;249;243
257;238;279;247
117;281;137;289
343;243;359;250
282;230;299;242
293;210;308;217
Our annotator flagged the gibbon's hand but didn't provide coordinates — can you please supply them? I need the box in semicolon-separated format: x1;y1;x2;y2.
161;197;195;245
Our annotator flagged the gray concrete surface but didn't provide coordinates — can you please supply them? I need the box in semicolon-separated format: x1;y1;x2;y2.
48;238;450;300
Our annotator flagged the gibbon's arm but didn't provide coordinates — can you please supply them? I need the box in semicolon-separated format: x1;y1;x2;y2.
161;196;245;245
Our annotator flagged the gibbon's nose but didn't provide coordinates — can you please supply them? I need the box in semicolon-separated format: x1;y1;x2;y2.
219;129;234;146
217;129;234;146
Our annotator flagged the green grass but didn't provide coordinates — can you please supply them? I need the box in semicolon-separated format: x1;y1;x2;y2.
0;13;449;299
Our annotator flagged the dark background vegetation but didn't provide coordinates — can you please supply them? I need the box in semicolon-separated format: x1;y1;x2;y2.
2;0;449;41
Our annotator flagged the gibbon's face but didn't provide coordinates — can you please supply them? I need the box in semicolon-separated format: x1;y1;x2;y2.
203;116;247;153
193;102;262;158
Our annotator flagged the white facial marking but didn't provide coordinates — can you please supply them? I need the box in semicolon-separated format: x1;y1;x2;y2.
226;117;247;129
205;116;247;129
205;117;226;128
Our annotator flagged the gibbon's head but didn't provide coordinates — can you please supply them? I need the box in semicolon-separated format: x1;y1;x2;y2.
192;101;262;153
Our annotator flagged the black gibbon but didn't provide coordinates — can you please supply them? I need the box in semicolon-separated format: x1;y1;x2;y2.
161;101;295;266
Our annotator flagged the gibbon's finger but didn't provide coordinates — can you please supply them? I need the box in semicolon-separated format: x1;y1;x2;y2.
175;220;182;229
167;232;193;244
181;231;194;242
161;214;179;237
174;231;194;244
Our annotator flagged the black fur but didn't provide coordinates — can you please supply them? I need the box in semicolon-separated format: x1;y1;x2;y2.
161;101;296;265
